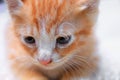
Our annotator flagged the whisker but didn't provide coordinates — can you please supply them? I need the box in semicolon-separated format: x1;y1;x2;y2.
72;55;94;67
61;53;96;77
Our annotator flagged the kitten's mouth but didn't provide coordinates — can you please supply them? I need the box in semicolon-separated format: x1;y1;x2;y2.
34;54;73;70
37;58;63;68
37;58;52;66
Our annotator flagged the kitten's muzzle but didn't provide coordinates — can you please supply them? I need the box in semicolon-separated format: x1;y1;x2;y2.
38;58;52;65
37;49;53;65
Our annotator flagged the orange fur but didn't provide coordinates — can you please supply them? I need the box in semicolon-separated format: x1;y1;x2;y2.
6;0;99;80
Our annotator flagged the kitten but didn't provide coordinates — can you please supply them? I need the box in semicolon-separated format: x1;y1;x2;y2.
5;0;99;80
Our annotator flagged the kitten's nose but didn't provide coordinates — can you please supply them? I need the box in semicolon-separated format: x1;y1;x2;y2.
38;58;52;65
38;49;53;65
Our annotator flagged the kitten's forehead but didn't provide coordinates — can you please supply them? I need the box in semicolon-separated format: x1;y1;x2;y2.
22;0;74;34
23;0;68;19
15;0;98;36
22;0;84;27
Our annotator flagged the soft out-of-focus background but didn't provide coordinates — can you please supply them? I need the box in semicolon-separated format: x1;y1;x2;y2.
0;0;120;79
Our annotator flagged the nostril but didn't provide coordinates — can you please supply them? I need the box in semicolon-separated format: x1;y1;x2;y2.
38;58;52;65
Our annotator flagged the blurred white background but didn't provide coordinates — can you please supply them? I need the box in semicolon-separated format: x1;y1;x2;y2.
97;0;120;70
0;0;120;79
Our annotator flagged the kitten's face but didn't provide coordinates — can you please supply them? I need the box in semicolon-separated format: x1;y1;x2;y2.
6;0;99;77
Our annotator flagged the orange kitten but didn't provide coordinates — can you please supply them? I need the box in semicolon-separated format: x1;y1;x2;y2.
5;0;99;80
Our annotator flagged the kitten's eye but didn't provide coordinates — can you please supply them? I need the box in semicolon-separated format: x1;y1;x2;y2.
24;36;36;44
56;36;71;45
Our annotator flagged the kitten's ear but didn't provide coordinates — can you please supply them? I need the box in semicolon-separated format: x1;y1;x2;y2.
75;0;99;11
5;0;24;15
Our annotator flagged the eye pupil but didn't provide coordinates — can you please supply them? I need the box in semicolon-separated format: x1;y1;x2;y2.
24;36;35;44
57;36;71;45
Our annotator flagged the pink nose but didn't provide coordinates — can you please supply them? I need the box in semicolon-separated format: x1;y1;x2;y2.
39;59;52;65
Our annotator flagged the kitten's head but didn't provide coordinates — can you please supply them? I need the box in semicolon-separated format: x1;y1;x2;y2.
6;0;99;78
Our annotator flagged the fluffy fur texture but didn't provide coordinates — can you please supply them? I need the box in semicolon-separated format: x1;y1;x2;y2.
5;0;99;80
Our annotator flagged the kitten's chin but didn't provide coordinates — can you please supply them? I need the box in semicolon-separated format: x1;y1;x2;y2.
29;55;73;79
